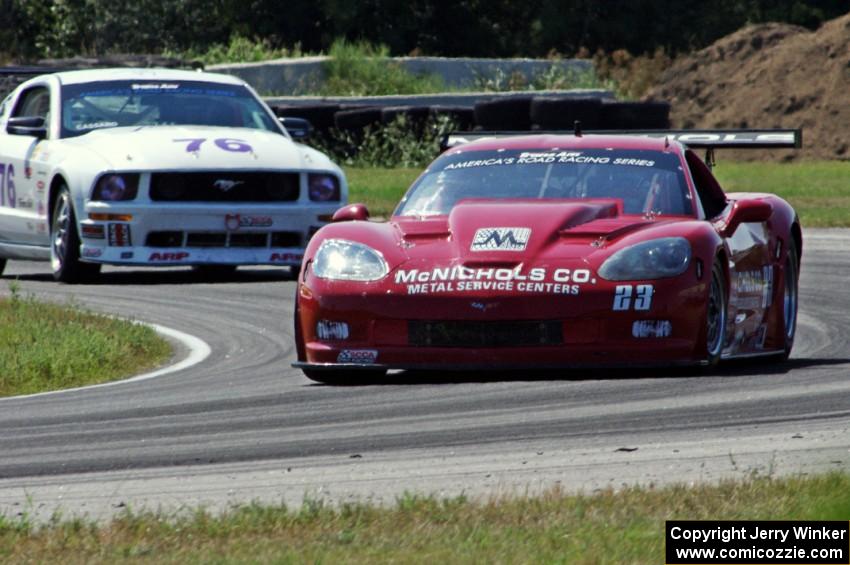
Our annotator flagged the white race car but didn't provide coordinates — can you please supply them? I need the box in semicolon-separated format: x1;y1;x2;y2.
0;68;346;282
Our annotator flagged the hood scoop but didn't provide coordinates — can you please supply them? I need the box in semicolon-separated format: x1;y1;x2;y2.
395;217;451;241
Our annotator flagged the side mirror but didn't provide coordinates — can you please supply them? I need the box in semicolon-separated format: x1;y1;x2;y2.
7;116;47;139
721;199;772;237
279;116;312;140
332;203;370;222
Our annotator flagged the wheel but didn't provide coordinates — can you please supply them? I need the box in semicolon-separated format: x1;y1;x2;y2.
50;186;100;283
705;259;728;366
778;238;799;361
192;265;238;280
302;368;387;386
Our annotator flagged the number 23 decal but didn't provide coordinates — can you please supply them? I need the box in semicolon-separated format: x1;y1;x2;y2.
613;284;653;311
173;138;253;153
0;163;16;209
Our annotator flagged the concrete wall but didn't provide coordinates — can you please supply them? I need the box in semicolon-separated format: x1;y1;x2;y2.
265;89;614;109
209;56;593;96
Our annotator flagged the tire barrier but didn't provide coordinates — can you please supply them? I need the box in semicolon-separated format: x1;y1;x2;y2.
380;105;432;125
473;95;535;130
429;105;475;130
268;98;672;141
599;101;671;129
530;97;603;130
334;107;384;131
273;103;340;131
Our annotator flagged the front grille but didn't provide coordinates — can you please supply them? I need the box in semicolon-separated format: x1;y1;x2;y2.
146;230;301;248
150;172;300;202
409;320;563;348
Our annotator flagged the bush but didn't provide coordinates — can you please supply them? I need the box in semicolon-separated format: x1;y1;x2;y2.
168;35;302;66
312;114;457;168
320;40;445;96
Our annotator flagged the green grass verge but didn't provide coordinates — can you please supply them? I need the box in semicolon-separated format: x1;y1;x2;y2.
714;161;850;227
0;285;172;397
2;473;848;563
345;167;421;218
347;161;850;226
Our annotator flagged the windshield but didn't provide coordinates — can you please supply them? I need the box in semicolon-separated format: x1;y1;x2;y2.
60;80;280;138
396;148;692;217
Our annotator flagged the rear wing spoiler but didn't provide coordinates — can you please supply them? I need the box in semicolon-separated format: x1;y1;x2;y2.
440;129;802;152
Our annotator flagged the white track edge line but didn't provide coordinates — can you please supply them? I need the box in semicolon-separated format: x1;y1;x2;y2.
0;323;211;402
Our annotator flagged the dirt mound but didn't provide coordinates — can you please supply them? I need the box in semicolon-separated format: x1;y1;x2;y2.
647;14;850;160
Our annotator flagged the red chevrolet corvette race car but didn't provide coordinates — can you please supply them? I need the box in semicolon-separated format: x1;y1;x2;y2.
293;129;802;383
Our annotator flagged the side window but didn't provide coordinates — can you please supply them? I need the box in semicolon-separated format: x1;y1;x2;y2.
684;150;727;219
12;86;51;120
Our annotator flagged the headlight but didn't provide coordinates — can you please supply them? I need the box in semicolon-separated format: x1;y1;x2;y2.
92;174;139;201
598;237;691;281
312;239;388;281
308;173;340;202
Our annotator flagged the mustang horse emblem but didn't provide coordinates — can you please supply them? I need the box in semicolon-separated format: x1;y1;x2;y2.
213;179;245;192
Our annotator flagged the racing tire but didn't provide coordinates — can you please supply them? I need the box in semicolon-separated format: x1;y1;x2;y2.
334;108;383;131
600;101;671;130
429;106;475;130
191;265;238;280
705;259;728;367
50;186;101;284
530;96;603;130
775;238;799;362
274;103;341;131
473;96;534;130
302;368;388;386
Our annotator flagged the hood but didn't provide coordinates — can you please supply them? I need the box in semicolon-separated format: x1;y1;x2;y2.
62;126;312;171
393;200;662;264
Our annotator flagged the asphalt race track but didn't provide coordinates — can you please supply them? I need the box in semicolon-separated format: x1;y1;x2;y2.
0;228;848;521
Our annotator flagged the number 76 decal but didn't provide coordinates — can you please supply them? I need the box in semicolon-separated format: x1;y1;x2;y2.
173;138;253;153
613;284;654;311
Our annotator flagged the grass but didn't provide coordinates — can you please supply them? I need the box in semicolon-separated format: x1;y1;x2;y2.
320;40;446;96
1;472;848;563
346;161;850;226
713;161;850;227
345;166;421;217
0;283;172;397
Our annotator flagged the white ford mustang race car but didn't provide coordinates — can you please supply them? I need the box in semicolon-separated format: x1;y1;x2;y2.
0;68;346;282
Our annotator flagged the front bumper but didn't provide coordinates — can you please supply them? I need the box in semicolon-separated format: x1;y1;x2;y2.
295;272;711;370
80;202;338;266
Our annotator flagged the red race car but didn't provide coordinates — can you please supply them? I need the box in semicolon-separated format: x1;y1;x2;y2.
293;128;802;383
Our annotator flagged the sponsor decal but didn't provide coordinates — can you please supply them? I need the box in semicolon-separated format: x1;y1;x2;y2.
632;320;671;338
17;197;34;209
75;121;117;131
120;251;134;259
441;151;655;171
269;252;303;262
337;349;378;364
394;266;595;295
36;201;46;216
36;180;45;191
225;213;273;230
81;224;106;239
471;227;531;252
149;251;189;262
83;248;103;258
730;266;773;310
470;301;500;312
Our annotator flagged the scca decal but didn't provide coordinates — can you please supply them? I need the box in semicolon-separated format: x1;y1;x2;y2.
149;252;189;261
